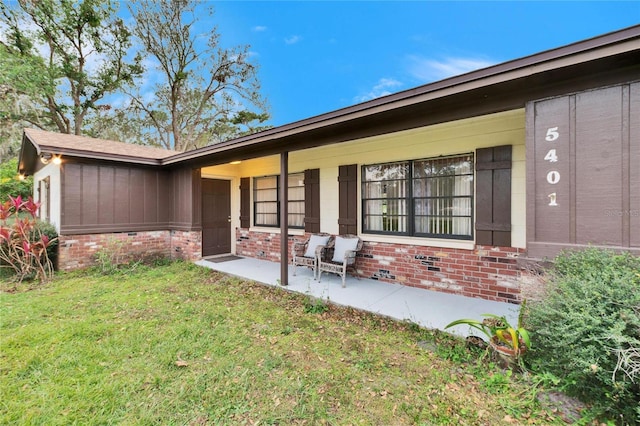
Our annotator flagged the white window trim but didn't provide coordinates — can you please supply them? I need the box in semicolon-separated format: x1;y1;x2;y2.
361;233;476;250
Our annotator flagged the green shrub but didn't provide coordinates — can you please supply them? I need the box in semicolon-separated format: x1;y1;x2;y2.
526;248;640;423
0;159;32;201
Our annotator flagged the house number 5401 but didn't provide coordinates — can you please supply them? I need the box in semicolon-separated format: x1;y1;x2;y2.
544;126;561;206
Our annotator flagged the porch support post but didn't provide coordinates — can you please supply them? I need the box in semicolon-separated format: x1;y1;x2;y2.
279;151;289;286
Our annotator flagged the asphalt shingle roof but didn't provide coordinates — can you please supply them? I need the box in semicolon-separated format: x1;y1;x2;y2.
24;128;178;160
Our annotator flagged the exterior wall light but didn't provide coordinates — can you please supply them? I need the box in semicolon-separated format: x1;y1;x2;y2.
40;152;53;164
40;153;62;165
229;160;242;165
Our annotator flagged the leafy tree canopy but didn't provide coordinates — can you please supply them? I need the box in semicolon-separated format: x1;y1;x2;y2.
0;0;143;138
110;0;271;151
1;0;270;155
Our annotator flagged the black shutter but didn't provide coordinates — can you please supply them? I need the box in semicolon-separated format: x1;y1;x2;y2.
476;146;512;246
239;177;250;228
304;169;320;233
338;164;358;235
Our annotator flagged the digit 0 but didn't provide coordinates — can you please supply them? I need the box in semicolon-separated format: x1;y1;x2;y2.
546;171;560;184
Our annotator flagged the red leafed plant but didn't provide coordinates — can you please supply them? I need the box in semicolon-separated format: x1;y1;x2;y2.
0;195;57;285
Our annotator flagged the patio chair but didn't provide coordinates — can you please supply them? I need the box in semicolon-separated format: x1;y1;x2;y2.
317;234;363;287
292;233;333;279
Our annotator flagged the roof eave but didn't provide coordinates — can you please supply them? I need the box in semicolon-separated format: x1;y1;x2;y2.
18;131;165;176
17;132;39;176
36;145;165;166
162;25;640;166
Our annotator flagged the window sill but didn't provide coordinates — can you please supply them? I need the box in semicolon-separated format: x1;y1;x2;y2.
249;227;306;236
361;233;476;250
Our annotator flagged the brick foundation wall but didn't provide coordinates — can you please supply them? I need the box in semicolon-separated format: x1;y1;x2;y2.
58;230;202;270
170;230;202;261
357;242;524;303
236;228;525;304
235;228;302;262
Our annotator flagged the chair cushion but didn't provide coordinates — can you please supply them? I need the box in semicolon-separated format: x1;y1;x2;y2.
304;234;330;258
332;236;359;263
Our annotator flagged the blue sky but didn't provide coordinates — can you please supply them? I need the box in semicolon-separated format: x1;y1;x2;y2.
205;1;639;127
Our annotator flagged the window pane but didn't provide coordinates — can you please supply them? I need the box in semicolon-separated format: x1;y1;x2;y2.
364;155;473;239
363;181;384;198
288;173;305;228
288;201;304;227
363;199;385;231
363;199;407;232
255;188;277;202
362;162;409;234
364;162;408;181
288;173;304;189
288;186;304;200
413;155;473;238
254;176;278;227
255;200;278;226
254;173;305;228
255;176;277;190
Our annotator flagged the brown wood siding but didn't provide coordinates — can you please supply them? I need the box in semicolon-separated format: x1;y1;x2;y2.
338;164;358;235
129;168;145;224
98;166;114;224
84;166;99;226
575;86;623;245
526;82;640;259
158;171;172;224
630;83;640;247
114;168;130;223
61;164;81;225
171;167;190;226
144;171;157;223
191;169;202;229
170;167;200;230
239;177;250;228
304;169;320;233
475;146;512;246
59;162;199;234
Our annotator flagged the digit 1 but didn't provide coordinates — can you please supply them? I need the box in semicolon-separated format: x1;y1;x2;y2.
548;193;558;206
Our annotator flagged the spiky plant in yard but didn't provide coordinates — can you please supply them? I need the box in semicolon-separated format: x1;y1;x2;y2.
0;195;57;285
445;302;531;368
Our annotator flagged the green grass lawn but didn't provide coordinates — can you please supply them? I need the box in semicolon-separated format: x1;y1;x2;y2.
1;261;566;425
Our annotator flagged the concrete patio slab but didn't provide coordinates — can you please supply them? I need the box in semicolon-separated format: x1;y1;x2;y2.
195;256;521;339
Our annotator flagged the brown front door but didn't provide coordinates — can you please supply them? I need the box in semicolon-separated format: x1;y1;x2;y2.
202;178;231;256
